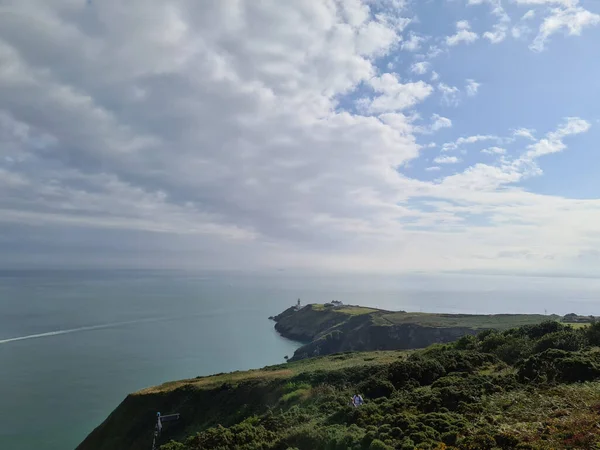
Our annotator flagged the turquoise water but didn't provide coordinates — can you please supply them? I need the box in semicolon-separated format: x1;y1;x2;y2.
0;271;303;450
2;270;600;449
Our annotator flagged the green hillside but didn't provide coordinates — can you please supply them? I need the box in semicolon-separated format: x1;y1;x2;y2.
78;320;600;450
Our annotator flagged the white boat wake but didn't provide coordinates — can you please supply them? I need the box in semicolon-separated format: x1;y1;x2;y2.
0;317;167;345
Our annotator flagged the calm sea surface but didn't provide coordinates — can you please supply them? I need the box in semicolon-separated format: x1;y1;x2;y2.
1;270;600;449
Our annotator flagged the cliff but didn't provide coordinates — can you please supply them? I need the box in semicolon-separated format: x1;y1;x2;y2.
273;304;555;361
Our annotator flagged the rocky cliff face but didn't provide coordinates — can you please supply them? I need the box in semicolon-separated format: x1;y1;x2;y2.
288;322;479;361
273;305;353;342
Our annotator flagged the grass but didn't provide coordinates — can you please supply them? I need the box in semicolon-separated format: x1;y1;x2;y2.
308;304;553;330
335;306;379;315
565;322;590;329
380;311;553;330
135;350;409;395
310;304;378;315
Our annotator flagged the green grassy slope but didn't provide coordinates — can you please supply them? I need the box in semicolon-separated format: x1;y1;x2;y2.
79;321;600;450
378;312;559;329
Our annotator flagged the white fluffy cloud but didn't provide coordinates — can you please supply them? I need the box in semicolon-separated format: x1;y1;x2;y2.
411;61;430;74
434;155;460;164
513;128;537;140
446;20;479;46
442;135;500;151
365;73;434;112
402;32;426;51
520;0;600;51
430;114;453;131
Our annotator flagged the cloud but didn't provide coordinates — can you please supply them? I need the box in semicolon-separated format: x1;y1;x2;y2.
431;71;440;81
0;0;598;275
513;128;537;140
524;117;590;158
514;0;579;6
0;0;429;269
484;25;509;43
482;146;507;154
442;134;500;151
438;83;461;106
430;114;453;131
411;61;430;74
402;32;427;51
446;21;479;46
434;155;460;164
526;2;600;51
442;117;591;191
365;73;434;112
468;0;510;43
465;79;481;96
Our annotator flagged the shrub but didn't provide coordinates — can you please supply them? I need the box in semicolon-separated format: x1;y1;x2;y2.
159;441;186;450
399;438;415;449
458;434;496;450
419;412;468;434
517;349;600;383
369;439;392;450
388;358;446;388
455;334;477;350
480;333;510;353
585;321;600;345
441;431;458;446
519;321;564;339
359;377;395;399
494;338;533;364
494;432;520;449
533;330;585;354
476;329;497;341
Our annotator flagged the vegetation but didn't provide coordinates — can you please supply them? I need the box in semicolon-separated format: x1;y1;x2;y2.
79;321;600;450
378;312;560;330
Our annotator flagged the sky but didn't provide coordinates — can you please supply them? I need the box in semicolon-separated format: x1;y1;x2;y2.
1;0;600;275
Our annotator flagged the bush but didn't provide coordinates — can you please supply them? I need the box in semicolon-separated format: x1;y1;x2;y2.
369;439;392;450
359;377;395;399
490;337;533;364
419;412;468;434
159;441;186;450
458;434;496;450
399;438;415;449
455;334;477;350
533;330;585;354
494;432;520;449
519;321;564;339
441;431;458;446
517;349;600;383
387;359;445;388
586;321;600;345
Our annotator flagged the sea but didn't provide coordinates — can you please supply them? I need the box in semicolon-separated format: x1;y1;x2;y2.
1;269;600;450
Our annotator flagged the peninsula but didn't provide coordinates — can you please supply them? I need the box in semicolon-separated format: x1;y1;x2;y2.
272;303;556;361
